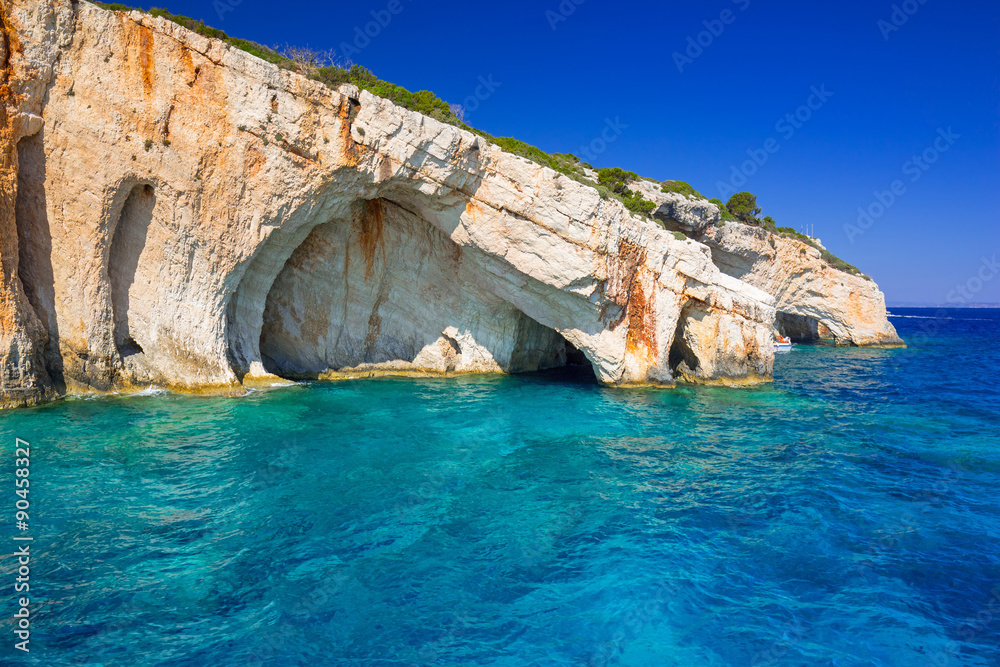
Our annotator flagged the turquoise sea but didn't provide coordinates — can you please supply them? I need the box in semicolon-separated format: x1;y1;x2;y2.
1;307;998;666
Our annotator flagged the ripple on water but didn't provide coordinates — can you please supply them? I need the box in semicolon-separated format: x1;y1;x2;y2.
1;309;998;665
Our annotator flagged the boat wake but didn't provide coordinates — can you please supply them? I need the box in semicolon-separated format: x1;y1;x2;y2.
888;313;994;322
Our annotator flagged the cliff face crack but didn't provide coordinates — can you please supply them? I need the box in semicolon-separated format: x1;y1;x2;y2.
162;103;174;141
362;282;388;363
13;133;59;393
0;7;10;77
337;97;362;166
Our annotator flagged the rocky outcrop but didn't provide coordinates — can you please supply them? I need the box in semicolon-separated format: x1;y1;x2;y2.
699;223;904;346
628;180;903;347
0;0;786;407
630;180;720;236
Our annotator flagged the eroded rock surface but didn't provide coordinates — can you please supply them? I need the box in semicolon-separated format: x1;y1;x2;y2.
0;1;895;407
700;223;904;346
629;181;902;347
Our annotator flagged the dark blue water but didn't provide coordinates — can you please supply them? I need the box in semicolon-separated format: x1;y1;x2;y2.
1;308;998;666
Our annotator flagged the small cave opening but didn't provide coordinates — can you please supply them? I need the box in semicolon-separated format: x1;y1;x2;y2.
507;318;596;384
668;309;700;379
564;339;589;367
652;214;691;237
109;183;155;358
775;311;827;344
551;336;597;383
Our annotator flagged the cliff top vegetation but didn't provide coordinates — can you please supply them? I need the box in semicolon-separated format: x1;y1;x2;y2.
93;2;864;276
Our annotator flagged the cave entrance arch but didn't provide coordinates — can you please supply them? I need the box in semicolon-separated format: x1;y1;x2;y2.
247;197;593;382
775;310;830;344
109;183;156;358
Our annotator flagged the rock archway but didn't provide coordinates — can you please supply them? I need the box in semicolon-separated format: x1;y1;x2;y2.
775;310;827;343
254;197;582;380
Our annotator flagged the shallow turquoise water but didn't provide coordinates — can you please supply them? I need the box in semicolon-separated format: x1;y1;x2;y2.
1;308;999;665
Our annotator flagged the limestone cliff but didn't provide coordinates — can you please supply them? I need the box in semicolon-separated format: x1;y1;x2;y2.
699;224;904;347
629;179;904;347
0;1;897;408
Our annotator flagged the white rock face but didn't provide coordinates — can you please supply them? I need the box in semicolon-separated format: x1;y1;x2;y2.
0;2;896;408
630;179;719;234
628;183;901;347
700;222;904;346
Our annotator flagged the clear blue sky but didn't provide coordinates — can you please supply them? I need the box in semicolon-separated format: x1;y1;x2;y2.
141;0;999;304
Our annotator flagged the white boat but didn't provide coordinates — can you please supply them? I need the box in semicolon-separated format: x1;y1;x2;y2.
773;335;792;351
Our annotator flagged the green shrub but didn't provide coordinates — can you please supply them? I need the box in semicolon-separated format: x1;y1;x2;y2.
144;139;153;150
818;246;866;277
596;168;657;217
624;196;657;216
162;139;170;146
552;153;579;163
661;180;704;199
726;192;762;225
671;231;687;241
597;167;639;188
708;198;735;222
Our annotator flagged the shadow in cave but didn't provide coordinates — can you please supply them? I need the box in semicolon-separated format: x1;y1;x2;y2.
109;184;156;358
776;311;830;344
255;199;599;385
15;130;64;390
668;301;700;379
517;337;597;386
